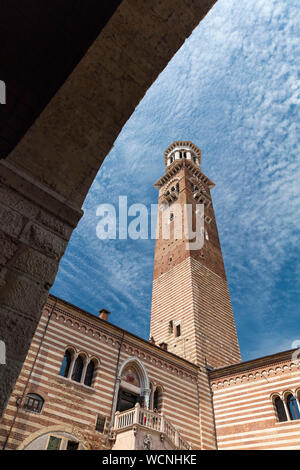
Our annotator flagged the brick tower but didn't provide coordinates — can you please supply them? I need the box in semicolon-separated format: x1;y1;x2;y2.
150;141;241;449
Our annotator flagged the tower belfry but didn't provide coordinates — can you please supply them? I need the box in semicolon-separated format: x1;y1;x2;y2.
150;141;241;449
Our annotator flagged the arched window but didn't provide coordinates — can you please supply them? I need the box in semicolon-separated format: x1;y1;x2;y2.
274;396;287;422
23;393;44;413
72;355;84;383
59;349;72;378
287;394;300;420
153;387;163;412
84;360;96;386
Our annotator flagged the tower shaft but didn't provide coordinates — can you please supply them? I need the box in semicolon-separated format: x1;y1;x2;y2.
150;142;241;449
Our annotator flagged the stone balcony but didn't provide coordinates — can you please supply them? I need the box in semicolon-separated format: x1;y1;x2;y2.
111;403;192;451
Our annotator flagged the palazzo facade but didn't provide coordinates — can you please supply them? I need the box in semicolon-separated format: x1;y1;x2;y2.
0;142;299;450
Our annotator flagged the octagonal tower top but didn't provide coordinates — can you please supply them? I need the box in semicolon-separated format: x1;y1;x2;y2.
164;141;201;167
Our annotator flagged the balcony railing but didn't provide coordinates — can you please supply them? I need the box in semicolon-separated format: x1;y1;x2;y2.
113;403;192;450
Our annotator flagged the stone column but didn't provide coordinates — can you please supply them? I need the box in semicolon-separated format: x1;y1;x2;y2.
175;430;180;448
0;160;82;417
68;353;78;380
283;398;291;421
134;402;140;424
80;358;89;384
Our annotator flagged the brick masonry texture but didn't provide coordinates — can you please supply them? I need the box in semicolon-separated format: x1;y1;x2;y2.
151;159;241;449
0;297;201;450
209;351;300;449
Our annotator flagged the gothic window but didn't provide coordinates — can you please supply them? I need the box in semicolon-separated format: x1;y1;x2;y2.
59;349;72;378
84;359;96;386
287;394;300;420
95;414;106;433
23;393;44;413
168;320;173;334
72;355;84;383
175;323;181;337
274;396;287;422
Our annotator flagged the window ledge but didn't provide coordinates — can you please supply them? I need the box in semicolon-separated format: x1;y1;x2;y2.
275;419;300;426
22;408;43;415
54;375;96;393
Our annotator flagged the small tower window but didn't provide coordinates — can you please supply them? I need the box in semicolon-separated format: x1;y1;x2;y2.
169;213;174;222
175;324;181;337
168;321;173;334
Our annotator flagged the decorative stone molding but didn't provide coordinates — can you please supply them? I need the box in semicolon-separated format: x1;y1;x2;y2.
154;159;214;190
210;360;300;390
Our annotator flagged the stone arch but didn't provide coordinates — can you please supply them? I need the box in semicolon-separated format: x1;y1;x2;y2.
117;356;150;393
17;425;88;450
110;356;151;424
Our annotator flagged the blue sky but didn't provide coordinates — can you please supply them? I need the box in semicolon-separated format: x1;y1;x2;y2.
51;0;300;362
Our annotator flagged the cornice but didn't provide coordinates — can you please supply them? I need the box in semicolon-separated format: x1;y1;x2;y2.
209;349;300;390
154;159;214;190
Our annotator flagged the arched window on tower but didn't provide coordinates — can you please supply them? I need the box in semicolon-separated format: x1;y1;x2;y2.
274;396;287;422
59;349;73;378
84;359;96;386
72;355;84;383
286;394;300;420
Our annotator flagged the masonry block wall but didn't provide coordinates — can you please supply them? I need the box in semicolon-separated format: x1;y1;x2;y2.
210;351;300;449
0;296;201;450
